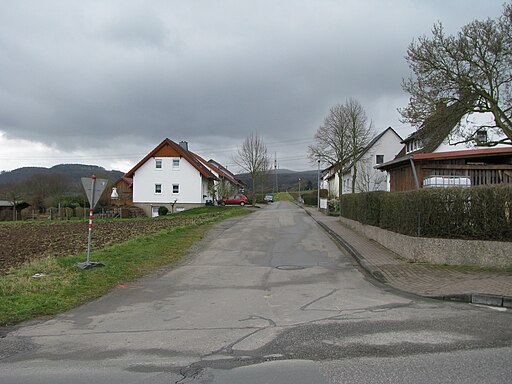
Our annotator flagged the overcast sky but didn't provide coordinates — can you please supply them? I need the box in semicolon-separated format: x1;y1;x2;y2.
0;0;506;173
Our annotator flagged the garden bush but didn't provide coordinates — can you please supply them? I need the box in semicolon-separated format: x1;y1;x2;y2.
158;206;169;216
302;190;318;206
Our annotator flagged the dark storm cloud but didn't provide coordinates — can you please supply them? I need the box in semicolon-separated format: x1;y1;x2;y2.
0;0;506;170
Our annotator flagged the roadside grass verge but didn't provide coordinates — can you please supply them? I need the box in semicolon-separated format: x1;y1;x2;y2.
0;206;250;326
275;192;294;201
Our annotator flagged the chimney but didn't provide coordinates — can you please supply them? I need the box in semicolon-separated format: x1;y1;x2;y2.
179;141;189;151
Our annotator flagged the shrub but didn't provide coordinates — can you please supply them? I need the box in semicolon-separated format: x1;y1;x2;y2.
158;206;169;216
302;191;318;206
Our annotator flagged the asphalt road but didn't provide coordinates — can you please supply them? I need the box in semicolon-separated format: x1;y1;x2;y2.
1;201;511;383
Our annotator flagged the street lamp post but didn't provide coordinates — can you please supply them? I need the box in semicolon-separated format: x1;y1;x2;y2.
317;158;321;210
298;178;301;204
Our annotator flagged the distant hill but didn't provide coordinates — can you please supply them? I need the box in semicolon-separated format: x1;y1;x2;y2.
236;169;319;192
0;164;124;194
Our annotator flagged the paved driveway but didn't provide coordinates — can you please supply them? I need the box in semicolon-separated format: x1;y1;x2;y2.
1;202;511;383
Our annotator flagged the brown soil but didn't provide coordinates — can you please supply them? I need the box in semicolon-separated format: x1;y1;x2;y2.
0;217;205;275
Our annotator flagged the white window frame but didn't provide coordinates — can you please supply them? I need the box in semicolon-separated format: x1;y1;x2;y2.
172;158;180;169
172;184;180;194
155;184;162;194
155;159;162;169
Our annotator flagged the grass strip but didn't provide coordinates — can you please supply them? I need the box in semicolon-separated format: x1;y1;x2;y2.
275;192;294;201
0;206;250;326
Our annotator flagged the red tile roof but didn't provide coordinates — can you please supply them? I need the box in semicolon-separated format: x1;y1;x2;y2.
376;146;512;170
124;138;218;180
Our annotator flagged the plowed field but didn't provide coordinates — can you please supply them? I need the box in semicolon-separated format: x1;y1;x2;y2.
0;216;211;275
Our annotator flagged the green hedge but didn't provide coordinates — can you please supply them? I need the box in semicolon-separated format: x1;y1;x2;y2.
337;186;512;241
302;190;318;206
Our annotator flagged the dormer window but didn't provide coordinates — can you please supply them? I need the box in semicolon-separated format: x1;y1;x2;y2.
406;139;423;154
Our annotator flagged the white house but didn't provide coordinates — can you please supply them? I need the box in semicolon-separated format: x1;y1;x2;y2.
321;127;403;196
341;127;403;194
125;139;218;217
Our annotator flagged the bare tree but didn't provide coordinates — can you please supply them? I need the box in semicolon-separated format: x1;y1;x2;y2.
309;99;373;204
308;104;351;206
345;98;373;193
400;4;512;146
233;133;271;205
356;158;386;193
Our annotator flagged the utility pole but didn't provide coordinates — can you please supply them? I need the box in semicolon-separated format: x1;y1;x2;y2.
274;153;278;194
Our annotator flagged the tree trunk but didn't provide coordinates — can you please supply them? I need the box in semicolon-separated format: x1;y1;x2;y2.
251;175;257;206
351;161;357;194
337;170;343;218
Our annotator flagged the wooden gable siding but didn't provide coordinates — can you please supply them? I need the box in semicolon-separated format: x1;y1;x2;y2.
113;179;133;206
388;164;423;192
154;146;181;157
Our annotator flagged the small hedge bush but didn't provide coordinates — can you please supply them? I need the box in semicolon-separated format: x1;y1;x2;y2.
158;206;169;216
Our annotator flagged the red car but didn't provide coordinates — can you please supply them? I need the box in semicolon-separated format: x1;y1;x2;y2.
220;194;248;206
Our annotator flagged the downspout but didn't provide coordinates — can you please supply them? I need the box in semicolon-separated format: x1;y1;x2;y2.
409;157;420;190
409;157;421;237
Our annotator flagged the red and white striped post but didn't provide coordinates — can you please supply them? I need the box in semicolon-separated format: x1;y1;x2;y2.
85;175;96;265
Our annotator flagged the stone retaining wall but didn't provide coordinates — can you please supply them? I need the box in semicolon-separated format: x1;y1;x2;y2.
339;217;512;268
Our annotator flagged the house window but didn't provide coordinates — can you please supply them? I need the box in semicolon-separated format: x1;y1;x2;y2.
155;184;162;194
476;130;488;143
155;159;162;169
172;184;179;194
173;159;180;169
376;155;384;164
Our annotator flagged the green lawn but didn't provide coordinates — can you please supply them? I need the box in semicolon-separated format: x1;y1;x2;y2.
275;192;294;201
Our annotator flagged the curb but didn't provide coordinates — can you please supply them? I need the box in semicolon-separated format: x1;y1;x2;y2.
303;207;512;309
433;293;512;309
315;221;387;284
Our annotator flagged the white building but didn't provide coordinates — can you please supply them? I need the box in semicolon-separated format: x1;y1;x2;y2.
321;127;403;196
125;139;218;217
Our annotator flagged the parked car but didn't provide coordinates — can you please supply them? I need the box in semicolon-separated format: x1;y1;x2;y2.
264;194;274;202
220;194;248;206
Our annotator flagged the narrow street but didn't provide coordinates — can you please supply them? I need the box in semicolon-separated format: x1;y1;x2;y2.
1;201;511;383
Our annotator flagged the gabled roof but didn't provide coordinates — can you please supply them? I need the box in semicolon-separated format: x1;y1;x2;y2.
343;127;402;173
321;163;339;179
376;147;512;170
398;98;473;156
187;152;245;187
125;138;218;180
321;127;403;177
208;159;245;187
0;200;30;209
